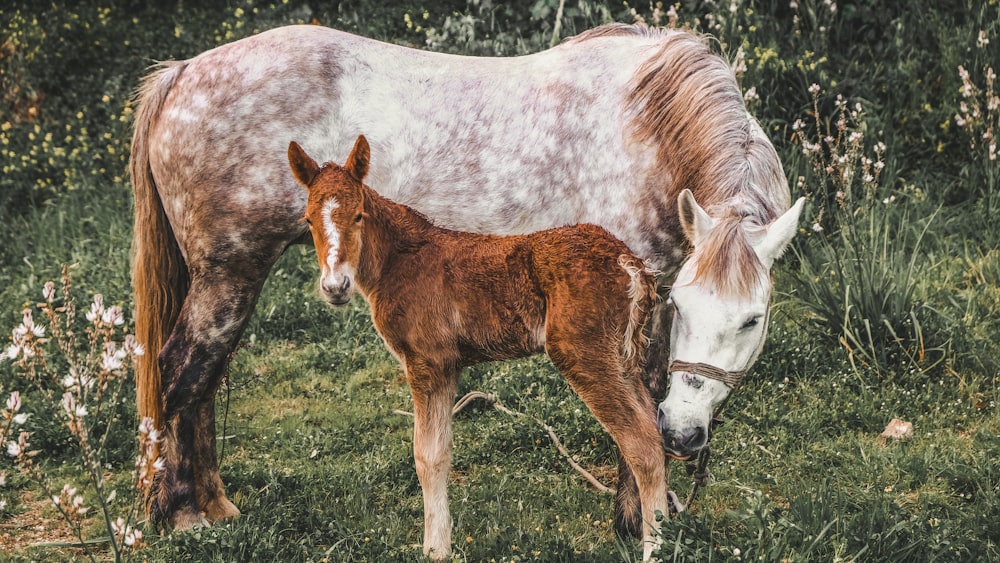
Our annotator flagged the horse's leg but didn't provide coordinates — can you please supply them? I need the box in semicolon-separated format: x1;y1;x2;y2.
155;270;270;528
615;297;674;537
406;358;458;560
195;387;238;522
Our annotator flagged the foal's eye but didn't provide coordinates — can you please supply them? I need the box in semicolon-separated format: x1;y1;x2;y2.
741;317;759;330
353;213;363;223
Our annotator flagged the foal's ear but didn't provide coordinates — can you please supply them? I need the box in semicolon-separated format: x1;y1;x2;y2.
288;141;321;188
677;189;715;247
344;135;370;182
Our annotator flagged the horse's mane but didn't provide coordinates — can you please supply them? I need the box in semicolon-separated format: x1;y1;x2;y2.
573;23;788;299
360;180;434;251
563;21;674;43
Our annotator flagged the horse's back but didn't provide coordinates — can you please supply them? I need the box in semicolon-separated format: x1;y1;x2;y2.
140;24;676;265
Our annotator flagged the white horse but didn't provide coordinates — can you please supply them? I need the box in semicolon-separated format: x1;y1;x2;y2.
129;21;803;560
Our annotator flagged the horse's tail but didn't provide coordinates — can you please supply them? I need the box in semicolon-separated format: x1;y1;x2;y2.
617;255;659;369
130;61;190;437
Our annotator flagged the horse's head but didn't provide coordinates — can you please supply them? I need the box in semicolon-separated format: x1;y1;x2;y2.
289;135;371;306
657;189;804;459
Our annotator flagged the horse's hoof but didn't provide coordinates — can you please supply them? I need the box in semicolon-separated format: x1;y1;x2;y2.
203;496;241;522
171;509;210;531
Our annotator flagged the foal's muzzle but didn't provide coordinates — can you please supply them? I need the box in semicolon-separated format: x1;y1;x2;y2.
321;276;352;305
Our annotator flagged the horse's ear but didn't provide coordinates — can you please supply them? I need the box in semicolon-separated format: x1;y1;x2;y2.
344;135;370;182
756;197;805;268
288;141;321;188
677;189;715;247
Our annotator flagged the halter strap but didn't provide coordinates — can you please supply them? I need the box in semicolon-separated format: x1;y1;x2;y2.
667;360;745;388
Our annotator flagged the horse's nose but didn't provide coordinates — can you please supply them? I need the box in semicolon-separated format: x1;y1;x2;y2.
662;426;706;458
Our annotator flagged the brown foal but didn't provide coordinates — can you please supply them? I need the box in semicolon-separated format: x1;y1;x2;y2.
290;135;668;560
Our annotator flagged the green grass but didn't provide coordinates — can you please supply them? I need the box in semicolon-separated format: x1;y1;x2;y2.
2;0;1000;561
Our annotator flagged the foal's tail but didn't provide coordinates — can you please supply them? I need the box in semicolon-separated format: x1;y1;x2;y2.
130;62;190;438
617;255;659;368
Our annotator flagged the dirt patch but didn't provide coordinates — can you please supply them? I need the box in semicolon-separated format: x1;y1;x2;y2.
0;491;79;554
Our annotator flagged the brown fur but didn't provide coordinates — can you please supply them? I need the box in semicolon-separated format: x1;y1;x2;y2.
292;137;664;558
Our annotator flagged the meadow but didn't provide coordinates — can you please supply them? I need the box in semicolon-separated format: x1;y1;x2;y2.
1;0;998;561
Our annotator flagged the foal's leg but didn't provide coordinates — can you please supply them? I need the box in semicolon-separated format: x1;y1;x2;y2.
547;339;667;560
615;297;674;537
156;270;270;528
405;359;458;560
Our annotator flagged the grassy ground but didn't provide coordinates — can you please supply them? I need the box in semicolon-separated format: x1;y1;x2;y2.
1;0;999;561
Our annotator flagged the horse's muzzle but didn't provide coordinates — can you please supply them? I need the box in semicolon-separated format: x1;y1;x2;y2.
657;409;707;459
662;426;707;459
323;293;351;306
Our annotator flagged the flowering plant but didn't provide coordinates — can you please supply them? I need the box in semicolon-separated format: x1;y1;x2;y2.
1;267;157;562
788;85;945;379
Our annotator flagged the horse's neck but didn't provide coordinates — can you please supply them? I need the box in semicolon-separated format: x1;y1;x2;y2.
355;187;433;291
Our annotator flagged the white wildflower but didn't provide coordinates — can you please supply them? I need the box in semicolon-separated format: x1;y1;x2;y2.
86;295;105;323
6;391;20;413
101;305;124;326
42;281;55;301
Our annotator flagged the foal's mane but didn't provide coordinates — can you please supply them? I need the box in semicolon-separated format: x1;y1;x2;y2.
354;170;434;250
571;23;788;298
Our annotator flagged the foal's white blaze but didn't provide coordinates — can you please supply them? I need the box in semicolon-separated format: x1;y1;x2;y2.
658;193;804;458
319;197;352;299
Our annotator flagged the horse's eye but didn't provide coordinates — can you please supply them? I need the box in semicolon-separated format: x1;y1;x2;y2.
353;213;363;223
303;217;312;226
741;317;759;330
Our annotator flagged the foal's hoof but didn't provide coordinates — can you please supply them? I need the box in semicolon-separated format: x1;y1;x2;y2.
667;491;685;516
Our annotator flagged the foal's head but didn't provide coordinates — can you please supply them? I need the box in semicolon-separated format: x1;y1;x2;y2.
657;189;804;459
288;135;371;305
